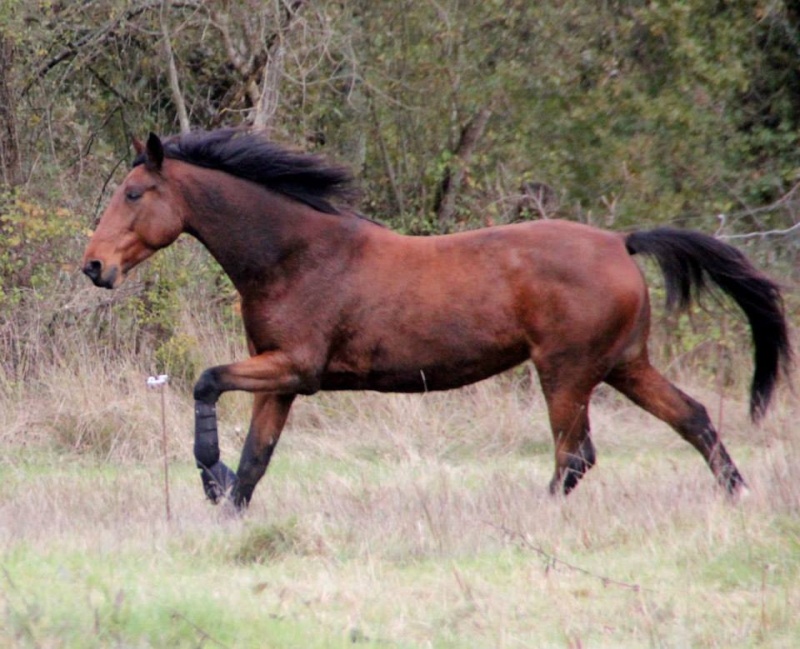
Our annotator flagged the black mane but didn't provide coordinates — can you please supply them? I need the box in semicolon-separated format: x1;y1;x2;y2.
134;129;358;215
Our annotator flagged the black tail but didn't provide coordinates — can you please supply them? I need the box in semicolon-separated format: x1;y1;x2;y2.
626;227;792;421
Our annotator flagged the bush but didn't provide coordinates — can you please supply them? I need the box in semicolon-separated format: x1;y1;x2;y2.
0;189;83;307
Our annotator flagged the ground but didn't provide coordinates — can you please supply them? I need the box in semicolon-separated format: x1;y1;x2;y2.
1;375;798;648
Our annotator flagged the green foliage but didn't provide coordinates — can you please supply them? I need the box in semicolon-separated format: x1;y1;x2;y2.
153;332;201;391
5;0;799;238
0;0;795;393
0;189;82;307
111;240;238;388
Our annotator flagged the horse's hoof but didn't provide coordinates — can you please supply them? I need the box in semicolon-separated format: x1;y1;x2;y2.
728;482;752;504
199;461;238;504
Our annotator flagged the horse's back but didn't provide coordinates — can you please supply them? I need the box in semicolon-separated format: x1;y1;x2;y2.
377;219;648;334
322;219;649;392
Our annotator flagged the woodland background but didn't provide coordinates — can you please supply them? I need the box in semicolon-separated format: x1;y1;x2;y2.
1;0;799;387
1;2;800;647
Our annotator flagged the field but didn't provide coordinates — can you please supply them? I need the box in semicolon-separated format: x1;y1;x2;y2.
1;323;798;648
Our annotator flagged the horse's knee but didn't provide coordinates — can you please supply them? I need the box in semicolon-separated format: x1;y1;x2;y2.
194;367;222;404
677;399;718;450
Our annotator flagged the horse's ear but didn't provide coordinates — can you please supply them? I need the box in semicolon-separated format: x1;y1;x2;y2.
145;132;164;171
132;137;145;156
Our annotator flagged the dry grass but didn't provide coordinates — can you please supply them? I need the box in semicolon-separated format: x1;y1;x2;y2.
1;285;798;647
2;356;799;647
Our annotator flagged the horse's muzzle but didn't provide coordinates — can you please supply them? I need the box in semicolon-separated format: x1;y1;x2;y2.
82;259;117;289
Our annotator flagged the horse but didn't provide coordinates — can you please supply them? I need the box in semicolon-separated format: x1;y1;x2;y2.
82;128;791;510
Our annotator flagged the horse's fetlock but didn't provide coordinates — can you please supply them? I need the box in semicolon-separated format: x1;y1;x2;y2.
232;483;254;510
579;437;597;468
194;439;220;468
199;461;237;504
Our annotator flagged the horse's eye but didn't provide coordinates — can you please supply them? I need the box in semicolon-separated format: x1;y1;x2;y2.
125;188;143;201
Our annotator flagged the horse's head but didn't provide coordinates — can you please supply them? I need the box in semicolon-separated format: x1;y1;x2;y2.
82;133;184;289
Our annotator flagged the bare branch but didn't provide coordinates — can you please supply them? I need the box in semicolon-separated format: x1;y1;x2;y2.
161;0;191;133
0;34;20;186
369;96;405;215
716;180;800;240
209;0;305;129
26;1;163;92
208;6;263;108
209;8;250;78
717;221;800;241
485;521;645;592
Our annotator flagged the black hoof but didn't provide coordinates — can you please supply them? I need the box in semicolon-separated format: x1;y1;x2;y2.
199;461;238;504
549;456;591;496
723;469;748;500
548;475;579;496
231;484;253;511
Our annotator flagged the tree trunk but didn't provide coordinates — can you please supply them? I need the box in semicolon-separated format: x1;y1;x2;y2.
161;0;190;134
434;106;492;229
252;41;285;132
0;33;20;186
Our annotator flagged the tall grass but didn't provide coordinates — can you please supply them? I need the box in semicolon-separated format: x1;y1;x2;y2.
1;371;798;646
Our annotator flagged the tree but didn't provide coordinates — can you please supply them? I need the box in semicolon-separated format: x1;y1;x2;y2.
5;0;799;246
0;32;19;186
205;0;305;132
160;0;190;134
434;106;493;228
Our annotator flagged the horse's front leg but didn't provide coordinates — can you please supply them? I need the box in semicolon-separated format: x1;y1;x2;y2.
233;393;295;509
192;350;317;506
194;400;237;504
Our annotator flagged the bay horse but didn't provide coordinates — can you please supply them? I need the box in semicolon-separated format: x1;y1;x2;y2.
82;129;791;509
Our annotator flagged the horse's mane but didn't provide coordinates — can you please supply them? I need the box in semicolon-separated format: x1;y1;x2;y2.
134;129;359;215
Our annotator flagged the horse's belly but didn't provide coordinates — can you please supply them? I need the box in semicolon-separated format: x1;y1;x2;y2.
319;344;528;393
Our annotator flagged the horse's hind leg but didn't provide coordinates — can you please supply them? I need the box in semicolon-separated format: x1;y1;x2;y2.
605;359;746;495
537;371;597;495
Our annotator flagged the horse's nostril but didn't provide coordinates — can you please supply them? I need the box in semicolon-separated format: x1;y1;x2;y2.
83;259;103;282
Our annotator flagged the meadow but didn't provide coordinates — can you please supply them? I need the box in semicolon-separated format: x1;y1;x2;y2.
1;293;798;648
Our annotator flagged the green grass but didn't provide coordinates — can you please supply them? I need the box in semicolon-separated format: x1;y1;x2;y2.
3;544;345;648
1;375;799;648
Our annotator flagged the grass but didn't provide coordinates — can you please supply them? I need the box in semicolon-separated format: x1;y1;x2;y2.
1;369;799;648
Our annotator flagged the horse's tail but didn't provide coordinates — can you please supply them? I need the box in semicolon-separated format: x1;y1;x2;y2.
625;227;792;421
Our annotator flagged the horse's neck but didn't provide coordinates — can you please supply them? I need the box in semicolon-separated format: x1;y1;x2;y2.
180;173;342;293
